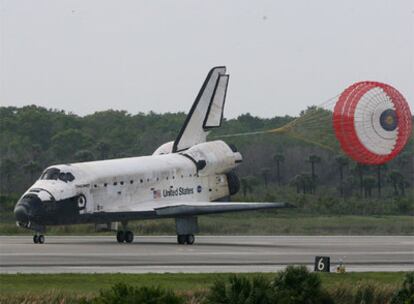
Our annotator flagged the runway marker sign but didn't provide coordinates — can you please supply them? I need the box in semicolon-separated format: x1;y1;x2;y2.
314;256;330;272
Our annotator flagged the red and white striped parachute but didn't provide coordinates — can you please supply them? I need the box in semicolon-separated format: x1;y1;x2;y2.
333;81;412;165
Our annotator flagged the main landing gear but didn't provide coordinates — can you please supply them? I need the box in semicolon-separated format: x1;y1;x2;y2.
177;234;195;245
116;230;134;243
175;217;198;245
33;234;45;244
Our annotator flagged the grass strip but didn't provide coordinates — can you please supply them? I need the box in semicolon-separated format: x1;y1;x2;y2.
0;272;406;296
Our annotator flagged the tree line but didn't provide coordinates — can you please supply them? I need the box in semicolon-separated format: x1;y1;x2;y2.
239;153;412;199
0;105;413;204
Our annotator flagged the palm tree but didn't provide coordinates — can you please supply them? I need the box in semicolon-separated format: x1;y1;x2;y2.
343;176;355;197
308;155;321;193
363;176;376;198
353;163;369;196
240;177;253;198
376;164;387;197
290;173;312;194
335;155;349;197
398;178;408;196
241;176;260;197
261;168;271;188
388;170;403;196
272;153;285;186
290;175;302;193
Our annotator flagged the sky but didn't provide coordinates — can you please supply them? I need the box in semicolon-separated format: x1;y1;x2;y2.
1;0;413;118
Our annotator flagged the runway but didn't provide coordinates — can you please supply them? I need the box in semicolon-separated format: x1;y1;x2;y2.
0;235;413;273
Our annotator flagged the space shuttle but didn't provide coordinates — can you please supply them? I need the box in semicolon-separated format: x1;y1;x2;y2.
14;66;289;244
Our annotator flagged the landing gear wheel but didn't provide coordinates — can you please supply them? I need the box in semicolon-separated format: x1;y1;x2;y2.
186;234;195;245
177;235;186;245
38;235;45;244
177;234;195;245
125;231;134;243
116;231;125;243
33;235;39;244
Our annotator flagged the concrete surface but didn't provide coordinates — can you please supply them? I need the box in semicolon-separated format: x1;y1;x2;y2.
0;235;413;273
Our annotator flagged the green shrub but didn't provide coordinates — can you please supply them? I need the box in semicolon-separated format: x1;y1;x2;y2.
205;266;334;304
391;272;414;304
83;283;184;304
328;284;353;304
272;265;333;304
354;283;375;304
327;283;396;304
204;275;271;304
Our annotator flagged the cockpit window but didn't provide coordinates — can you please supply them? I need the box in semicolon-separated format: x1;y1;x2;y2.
40;168;60;180
23;194;37;199
40;168;75;182
66;173;75;182
59;172;67;182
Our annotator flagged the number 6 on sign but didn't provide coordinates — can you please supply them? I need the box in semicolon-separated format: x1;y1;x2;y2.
314;256;330;272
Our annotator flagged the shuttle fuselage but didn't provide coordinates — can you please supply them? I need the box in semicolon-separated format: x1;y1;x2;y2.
16;140;240;227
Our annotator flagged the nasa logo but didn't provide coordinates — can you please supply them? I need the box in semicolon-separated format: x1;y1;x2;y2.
197;185;202;193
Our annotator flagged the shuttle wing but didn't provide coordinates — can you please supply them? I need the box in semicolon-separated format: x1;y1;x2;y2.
153;201;290;217
106;201;292;218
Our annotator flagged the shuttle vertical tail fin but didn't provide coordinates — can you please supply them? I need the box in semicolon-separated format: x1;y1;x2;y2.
173;66;229;152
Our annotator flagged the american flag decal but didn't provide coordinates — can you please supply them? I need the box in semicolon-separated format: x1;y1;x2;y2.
153;189;161;199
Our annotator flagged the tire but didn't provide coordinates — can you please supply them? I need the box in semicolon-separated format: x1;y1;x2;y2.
177;235;186;245
33;235;39;244
125;231;134;243
38;235;45;244
186;234;195;245
116;231;125;243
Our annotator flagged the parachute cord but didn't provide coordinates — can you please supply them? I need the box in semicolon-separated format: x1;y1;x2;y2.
211;93;341;152
287;132;337;152
215;129;276;139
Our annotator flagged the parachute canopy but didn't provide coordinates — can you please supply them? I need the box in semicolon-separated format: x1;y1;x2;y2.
333;81;412;165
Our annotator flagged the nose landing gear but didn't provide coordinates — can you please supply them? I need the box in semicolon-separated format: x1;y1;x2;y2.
33;234;45;244
28;224;46;244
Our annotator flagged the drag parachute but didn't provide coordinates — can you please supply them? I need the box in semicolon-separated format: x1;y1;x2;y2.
333;81;412;165
215;81;411;166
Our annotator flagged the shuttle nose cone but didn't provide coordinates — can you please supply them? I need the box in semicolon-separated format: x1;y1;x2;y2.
14;205;29;223
14;194;41;225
